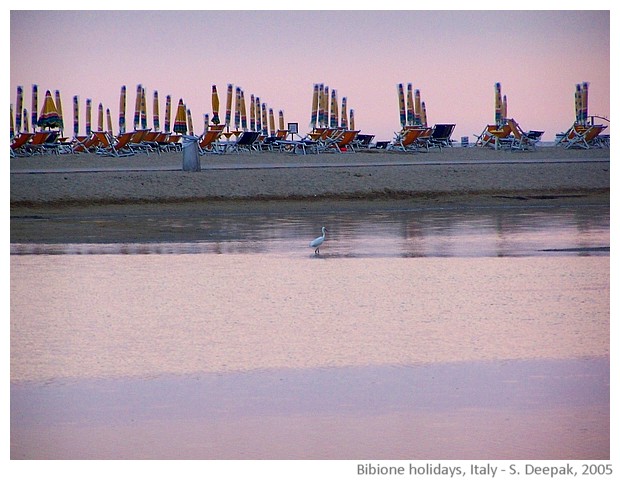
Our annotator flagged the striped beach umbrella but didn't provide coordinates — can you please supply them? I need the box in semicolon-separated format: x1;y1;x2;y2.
31;85;38;132
119;85;126;134
414;89;422;126
173;99;187;134
501;95;507;123
133;84;142;130
581;81;589;124
225;84;233;128
153;90;160;131
140;86;147;130
421;101;428;127
269;108;275;136
255;96;261;133
249;94;256;131
55;90;64;134
310;84;319;128
23;109;29;132
574;84;582;125
261;103;268;135
187;108;194;136
38;90;62;129
85;99;92;135
97;103;104;132
340;97;348;129
234;87;241;130
211;85;220;125
330;89;338;128
406;83;414;126
15;86;23;133
10;104;15;138
73;95;79;137
279;110;285;131
494;82;502;126
164;95;171;133
203;114;209;135
317;84;325;128
323;85;329;127
240;90;247;130
397;83;406;128
106;108;113;135
349;109;355;131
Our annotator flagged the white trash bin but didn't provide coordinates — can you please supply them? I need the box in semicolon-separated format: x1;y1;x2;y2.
182;135;201;171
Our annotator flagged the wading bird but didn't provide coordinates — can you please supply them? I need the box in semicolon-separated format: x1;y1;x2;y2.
309;226;327;255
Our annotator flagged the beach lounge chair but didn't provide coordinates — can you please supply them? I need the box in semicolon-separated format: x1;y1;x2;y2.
556;123;607;149
73;133;104;153
475;124;512;149
227;131;261;153
353;134;375;149
429;124;455;149
324;129;360;153
10;132;35;157
198;128;224;154
506;118;543;151
414;127;433;152
158;133;182;152
95;131;136;157
388;126;426;151
23;131;52;155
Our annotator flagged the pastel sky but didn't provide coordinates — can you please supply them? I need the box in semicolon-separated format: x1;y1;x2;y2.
10;8;611;142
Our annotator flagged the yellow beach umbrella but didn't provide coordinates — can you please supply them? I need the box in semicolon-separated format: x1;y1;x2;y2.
397;83;406;128
240;90;247;130
310;83;319;128
330;89;338;128
581;81;589;124
38;90;62;130
249;94;256;131
494;82;502;126
225;84;233;128
501;95;507;123
173;99;187;134
10;104;15;138
165;95;172;133
15;86;23;132
234;87;241;130
106;108;113;135
414;89;422;126
23;109;29;132
133;84;142;130
187;108;194;135
55;90;64;134
211;85;220;125
255;96;261;133
349;109;355;131
85;98;92;135
269;107;275;136
406;83;414;126
279;110;285;131
153;90;160;131
340;97;348;129
261;103;268;135
140;86;147;130
323;85;329;127
421;101;427;127
31;84;38;131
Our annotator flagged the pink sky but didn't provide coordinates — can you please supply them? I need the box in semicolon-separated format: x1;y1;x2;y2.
10;10;610;142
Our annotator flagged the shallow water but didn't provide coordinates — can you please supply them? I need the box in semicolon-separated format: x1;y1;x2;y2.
10;204;610;459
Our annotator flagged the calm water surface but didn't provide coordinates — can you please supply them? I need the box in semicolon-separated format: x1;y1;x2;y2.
10;204;610;459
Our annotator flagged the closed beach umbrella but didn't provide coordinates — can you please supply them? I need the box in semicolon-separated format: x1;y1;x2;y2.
240;90;247;130
581;81;589;124
340;97;348;129
406;83;414;126
85;99;92;135
55;90;64;134
234;87;241;130
279;110;285;131
23;109;29;133
225;84;233;128
165;95;171;133
318;84;325;128
269;108;275;136
203;114;209;135
153;90;160;131
119;85;126;134
106;108;113;135
211;85;220;125
134;84;142;130
261;103;268;135
86;98;93;135
349;108;355;131
414;89;422;126
38;90;62;130
173;99;187;134
323;85;329;127
330;90;338;128
15;86;23;132
73;95;79;137
10;104;15;138
421;101;428;127
574;84;582;125
140;86;147;130
310;83;319;128
255;96;261;133
187;108;194;136
249;94;256;131
502;95;507;123
97;103;104;132
397;83;406;128
494;82;502;126
31;84;38;131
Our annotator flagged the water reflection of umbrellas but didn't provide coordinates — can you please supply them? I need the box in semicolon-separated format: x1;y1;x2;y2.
173;99;188;134
38;90;63;130
211;85;220;125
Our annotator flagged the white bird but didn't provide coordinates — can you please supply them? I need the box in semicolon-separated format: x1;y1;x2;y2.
309;226;327;255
